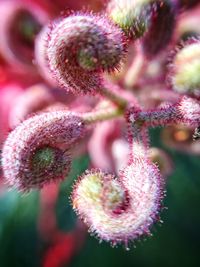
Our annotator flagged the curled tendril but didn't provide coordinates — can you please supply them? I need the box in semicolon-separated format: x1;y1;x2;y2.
72;110;163;247
46;13;126;95
2;111;85;192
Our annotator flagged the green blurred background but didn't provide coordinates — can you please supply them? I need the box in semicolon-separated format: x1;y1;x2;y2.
0;128;200;267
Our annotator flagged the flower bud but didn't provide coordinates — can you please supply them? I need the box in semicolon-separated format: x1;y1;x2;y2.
170;39;200;94
175;10;200;43
72;158;163;246
46;13;126;95
72;112;163;246
2;111;85;191
107;0;152;39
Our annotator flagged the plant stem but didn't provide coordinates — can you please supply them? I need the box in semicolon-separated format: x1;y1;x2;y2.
130;96;200;128
100;87;128;109
82;105;124;125
127;112;150;160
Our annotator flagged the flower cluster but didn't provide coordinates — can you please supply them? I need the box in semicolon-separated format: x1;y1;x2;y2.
1;0;200;250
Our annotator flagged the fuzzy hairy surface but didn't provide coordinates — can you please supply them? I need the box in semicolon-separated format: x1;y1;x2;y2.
72;110;163;246
137;96;200;128
46;13;126;95
72;160;163;246
2;111;85;191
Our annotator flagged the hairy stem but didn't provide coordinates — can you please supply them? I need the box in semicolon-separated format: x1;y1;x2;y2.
131;96;200;128
137;105;177;127
128;113;150;160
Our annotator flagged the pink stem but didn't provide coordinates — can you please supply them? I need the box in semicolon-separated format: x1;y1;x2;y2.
136;96;200;128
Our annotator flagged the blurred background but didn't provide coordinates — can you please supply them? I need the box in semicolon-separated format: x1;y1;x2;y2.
0;0;200;267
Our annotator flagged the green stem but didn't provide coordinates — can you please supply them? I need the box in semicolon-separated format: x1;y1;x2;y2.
100;87;128;109
82;105;124;125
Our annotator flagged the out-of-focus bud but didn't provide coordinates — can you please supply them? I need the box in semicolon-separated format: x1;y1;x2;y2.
175;7;200;43
0;1;49;74
169;39;200;94
107;0;153;39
